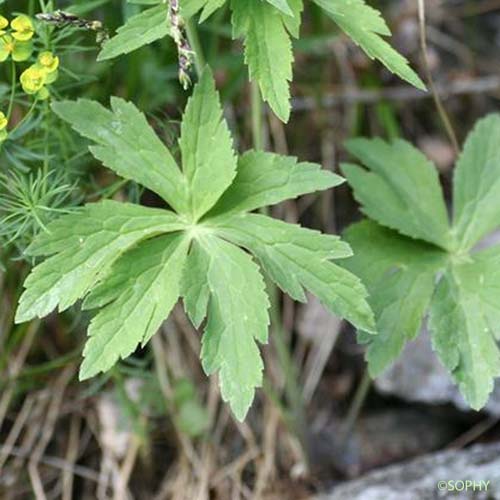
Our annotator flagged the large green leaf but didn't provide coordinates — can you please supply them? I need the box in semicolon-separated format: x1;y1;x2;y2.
314;0;425;90
214;213;375;333
19;71;371;421
179;68;237;220
452;114;500;250
343;116;500;412
16;201;183;322
80;234;189;379
341;138;451;249
52;98;188;213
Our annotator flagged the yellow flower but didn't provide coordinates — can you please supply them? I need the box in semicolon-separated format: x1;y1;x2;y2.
0;111;8;130
20;65;47;95
38;51;59;73
0;15;8;36
36;51;59;84
0;34;33;62
11;15;35;42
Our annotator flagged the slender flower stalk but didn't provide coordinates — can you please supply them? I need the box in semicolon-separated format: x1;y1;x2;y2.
167;0;195;89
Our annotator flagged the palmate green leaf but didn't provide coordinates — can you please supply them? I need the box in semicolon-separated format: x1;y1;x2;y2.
80;234;189;379
230;0;294;122
429;259;500;410
344;115;500;411
452;115;500;251
52;97;188;214
341;138;451;249
214;213;375;333
18;70;372;420
193;235;270;421
16;201;183;323
313;0;425;90
343;220;447;376
179;69;237;219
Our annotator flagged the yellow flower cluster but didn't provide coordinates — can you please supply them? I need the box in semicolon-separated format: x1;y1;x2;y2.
0;15;34;62
20;51;60;100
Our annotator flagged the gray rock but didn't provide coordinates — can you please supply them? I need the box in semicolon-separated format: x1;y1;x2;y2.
374;329;500;416
316;443;500;500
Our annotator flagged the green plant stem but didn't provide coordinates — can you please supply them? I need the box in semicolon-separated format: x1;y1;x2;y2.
43;100;51;180
9;99;38;136
417;0;459;154
269;289;308;456
251;81;264;151
340;369;372;449
7;61;16;122
186;18;206;77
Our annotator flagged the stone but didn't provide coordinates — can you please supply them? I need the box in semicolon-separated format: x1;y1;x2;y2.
316;443;500;500
374;329;500;416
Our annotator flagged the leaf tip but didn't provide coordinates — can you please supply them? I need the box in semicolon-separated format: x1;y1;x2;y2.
78;362;96;382
14;306;30;325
